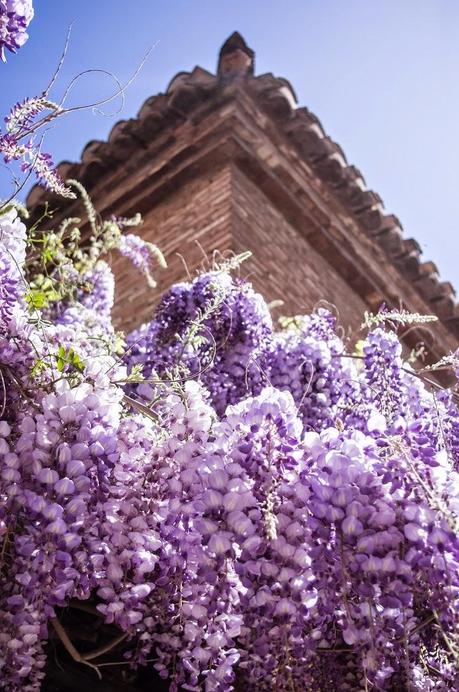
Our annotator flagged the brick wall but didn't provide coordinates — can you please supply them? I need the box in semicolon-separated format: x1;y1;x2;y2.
110;166;233;332
230;166;368;332
110;162;368;335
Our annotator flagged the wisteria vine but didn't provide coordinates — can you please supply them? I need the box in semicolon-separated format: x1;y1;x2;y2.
0;0;153;205
0;197;458;691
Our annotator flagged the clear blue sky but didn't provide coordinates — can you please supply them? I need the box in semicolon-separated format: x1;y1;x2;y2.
2;0;459;287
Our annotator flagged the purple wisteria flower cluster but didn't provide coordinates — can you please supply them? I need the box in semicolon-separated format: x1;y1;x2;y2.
0;96;76;199
0;0;33;62
1;209;459;692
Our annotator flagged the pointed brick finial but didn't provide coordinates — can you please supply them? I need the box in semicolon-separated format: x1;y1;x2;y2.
218;32;255;81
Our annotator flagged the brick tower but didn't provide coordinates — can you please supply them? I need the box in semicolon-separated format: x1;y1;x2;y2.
27;32;458;365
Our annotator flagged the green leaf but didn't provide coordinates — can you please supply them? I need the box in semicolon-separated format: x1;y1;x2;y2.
42;247;56;263
25;290;47;309
31;358;47;378
55;346;85;374
126;363;145;382
69;348;85;372
113;332;126;355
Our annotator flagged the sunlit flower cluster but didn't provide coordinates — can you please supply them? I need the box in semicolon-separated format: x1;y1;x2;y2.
0;0;33;62
0;208;458;691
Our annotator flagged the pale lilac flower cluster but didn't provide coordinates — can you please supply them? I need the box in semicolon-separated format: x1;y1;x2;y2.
0;375;125;690
268;310;359;429
0;206;27;267
1;92;75;198
118;233;166;288
126;271;273;412
0;207;26;332
0;132;75;198
362;328;404;418
0;248;20;327
50;260;116;334
1;213;459;691
0;0;33;61
5;96;58;137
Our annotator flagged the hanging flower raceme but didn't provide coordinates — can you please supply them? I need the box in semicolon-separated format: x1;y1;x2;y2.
268;310;359;430
118;233;166;288
0;206;37;383
0;0;34;62
125;270;274;413
0;206;27;329
0;133;75;198
0;245;21;328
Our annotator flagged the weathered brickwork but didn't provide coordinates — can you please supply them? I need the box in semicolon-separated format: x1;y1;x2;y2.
230;165;367;331
110;161;368;335
110;166;233;332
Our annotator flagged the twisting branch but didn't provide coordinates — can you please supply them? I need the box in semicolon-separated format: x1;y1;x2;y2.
51;617;129;676
82;632;128;662
50;618;102;679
